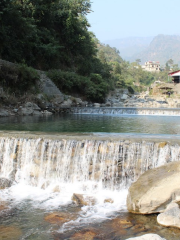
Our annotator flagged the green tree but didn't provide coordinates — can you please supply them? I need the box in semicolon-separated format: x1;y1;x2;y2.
135;59;141;65
114;62;121;75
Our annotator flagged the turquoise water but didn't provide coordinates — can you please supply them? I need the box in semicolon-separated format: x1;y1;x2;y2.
0;113;180;134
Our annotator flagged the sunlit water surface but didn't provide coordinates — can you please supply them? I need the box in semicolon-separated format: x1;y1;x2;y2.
0;113;180;134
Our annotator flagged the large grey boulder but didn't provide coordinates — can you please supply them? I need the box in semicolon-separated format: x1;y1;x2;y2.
157;202;180;228
24;102;41;111
18;107;34;116
18;102;43;115
60;99;72;108
127;161;180;214
125;234;166;240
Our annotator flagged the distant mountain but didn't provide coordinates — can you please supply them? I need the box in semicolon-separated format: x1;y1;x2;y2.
132;34;180;66
105;35;180;67
104;37;153;61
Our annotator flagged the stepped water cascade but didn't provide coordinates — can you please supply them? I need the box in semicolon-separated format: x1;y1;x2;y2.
1;133;180;239
1;135;180;190
72;107;180;116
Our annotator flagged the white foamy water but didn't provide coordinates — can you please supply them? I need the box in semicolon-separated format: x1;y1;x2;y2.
0;135;180;229
72;107;180;116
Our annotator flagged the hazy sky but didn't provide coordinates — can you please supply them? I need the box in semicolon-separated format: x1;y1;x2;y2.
87;0;180;42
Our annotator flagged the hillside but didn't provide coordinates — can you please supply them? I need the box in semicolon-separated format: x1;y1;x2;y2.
97;42;123;63
132;34;180;66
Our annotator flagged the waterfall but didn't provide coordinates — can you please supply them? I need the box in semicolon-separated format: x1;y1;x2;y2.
0;136;179;191
72;107;180;116
0;133;180;230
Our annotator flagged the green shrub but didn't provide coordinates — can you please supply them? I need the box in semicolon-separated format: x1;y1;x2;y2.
47;70;111;102
0;63;39;94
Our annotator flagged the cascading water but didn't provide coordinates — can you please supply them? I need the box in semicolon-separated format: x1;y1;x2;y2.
1;137;179;190
72;107;180;116
0;134;180;239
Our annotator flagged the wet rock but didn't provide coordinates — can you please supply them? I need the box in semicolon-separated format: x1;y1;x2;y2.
125;234;166;240
104;198;114;203
112;218;134;230
0;178;12;189
10;153;17;160
0;225;22;240
53;185;60;193
44;212;75;224
158;142;167;148
127;161;180;214
157;202;180;228
129;224;147;234
70;229;97;240
72;193;96;206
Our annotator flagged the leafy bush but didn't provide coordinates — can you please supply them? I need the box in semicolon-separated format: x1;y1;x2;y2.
0;63;39;94
47;70;110;102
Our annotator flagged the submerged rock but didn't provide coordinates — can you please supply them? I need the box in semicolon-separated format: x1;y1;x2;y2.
0;225;22;240
104;198;114;203
70;229;97;240
125;234;166;240
157;202;180;228
127;161;180;214
44;212;76;225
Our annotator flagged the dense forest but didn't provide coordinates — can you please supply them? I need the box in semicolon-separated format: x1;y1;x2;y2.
0;0;168;103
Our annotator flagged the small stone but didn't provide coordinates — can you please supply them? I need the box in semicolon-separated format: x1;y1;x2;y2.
104;198;114;204
157;202;180;228
158;142;167;148
53;186;60;193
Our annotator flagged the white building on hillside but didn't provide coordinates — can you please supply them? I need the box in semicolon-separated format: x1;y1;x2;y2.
142;61;160;72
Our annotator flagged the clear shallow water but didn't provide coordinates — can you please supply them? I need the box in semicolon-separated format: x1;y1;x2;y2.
0;113;180;134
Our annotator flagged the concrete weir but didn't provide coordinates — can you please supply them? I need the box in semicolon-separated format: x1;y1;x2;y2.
71;107;180;116
0;131;180;190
